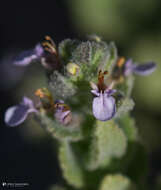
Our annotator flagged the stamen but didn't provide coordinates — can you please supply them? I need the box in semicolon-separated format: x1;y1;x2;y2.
54;103;70;112
42;41;57;54
117;57;125;68
44;47;54;54
35;89;45;98
103;71;108;75
35;88;54;106
98;70;108;92
45;35;56;48
98;70;108;84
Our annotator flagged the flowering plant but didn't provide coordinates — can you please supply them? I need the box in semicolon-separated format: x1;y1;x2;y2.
5;35;156;190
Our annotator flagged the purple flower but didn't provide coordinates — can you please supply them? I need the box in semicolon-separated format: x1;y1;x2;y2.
13;44;44;66
92;87;116;121
91;71;116;121
5;97;37;127
13;36;61;70
54;101;72;125
124;59;156;76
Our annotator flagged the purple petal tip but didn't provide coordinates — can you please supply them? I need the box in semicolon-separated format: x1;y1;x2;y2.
34;44;44;57
13;44;43;67
4;97;36;127
13;49;37;66
133;62;156;76
5;105;30;127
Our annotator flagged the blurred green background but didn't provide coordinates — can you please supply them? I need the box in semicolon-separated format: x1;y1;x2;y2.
0;0;161;189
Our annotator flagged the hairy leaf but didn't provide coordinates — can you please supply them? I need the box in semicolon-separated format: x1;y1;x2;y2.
35;112;82;142
59;140;85;188
86;120;127;170
49;71;76;99
115;98;135;118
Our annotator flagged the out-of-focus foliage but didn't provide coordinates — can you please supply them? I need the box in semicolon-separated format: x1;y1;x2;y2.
99;174;136;190
66;0;159;43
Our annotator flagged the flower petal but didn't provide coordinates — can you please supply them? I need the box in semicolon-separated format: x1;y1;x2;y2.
13;50;37;66
105;89;117;96
13;44;43;66
54;110;72;125
22;96;35;108
5;105;30;127
91;89;100;96
55;100;65;104
133;62;156;76
90;82;98;90
4;97;36;127
34;43;44;57
92;92;116;121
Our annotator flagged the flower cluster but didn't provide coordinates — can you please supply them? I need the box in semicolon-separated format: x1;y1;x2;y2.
5;88;72;127
4;36;156;127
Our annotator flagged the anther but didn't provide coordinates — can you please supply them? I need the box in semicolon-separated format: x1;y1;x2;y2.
45;36;56;48
117;57;125;68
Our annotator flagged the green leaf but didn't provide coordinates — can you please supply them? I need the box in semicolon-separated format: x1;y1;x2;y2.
99;174;136;190
116;75;135;97
59;140;85;188
72;41;93;65
35;112;82;142
58;39;80;63
69;40;111;81
86;120;127;170
116;114;138;142
49;71;76;100
115;98;135;118
126;75;135;97
106;115;138;173
99;42;118;74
